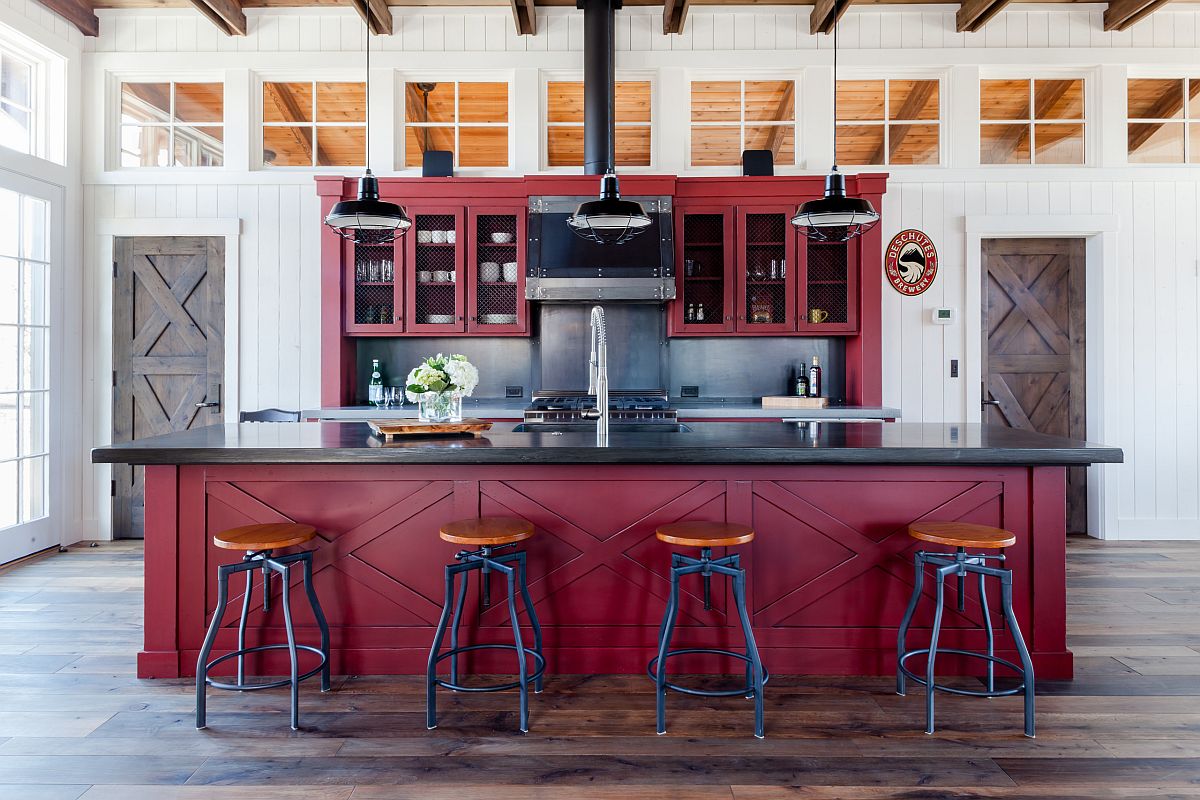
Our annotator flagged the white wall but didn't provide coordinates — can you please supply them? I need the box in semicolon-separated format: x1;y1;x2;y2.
75;4;1200;540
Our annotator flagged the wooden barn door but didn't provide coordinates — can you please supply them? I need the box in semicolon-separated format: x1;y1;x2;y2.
112;237;224;539
982;238;1087;533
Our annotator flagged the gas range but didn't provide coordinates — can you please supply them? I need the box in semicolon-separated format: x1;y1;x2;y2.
524;389;678;424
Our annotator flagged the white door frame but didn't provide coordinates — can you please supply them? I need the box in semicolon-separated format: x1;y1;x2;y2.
965;214;1119;540
94;218;240;541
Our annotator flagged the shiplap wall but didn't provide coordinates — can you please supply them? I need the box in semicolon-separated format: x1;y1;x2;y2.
70;5;1200;539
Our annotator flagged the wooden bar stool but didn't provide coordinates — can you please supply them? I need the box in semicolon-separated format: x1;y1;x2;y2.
896;521;1035;737
426;517;545;733
195;523;331;731
648;521;767;739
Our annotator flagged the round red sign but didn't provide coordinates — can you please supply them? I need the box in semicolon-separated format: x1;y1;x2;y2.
885;229;938;296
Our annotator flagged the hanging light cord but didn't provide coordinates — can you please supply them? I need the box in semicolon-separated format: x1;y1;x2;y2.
364;17;371;171
831;8;839;173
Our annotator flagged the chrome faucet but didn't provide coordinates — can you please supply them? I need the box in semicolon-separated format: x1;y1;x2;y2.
583;305;609;439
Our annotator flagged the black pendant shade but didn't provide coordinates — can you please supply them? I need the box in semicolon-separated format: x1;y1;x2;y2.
325;171;411;243
567;172;652;245
790;168;880;243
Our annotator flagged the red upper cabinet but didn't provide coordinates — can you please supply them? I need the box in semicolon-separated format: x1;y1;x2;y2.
343;234;404;335
671;206;735;334
403;207;467;335
467;207;528;335
735;206;797;334
798;238;859;334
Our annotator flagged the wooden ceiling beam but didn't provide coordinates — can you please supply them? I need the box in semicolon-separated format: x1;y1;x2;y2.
352;0;394;35
663;0;690;35
810;0;851;36
188;0;247;35
1104;0;1172;31
510;0;536;35
956;0;1012;33
34;0;99;37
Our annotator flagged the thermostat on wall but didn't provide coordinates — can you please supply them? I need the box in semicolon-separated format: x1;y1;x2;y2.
931;308;956;325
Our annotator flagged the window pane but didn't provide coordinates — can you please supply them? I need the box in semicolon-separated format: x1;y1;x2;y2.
459;126;507;167
121;83;171;124
263;126;314;166
745;80;794;122
981;122;1031;164
616;126;651;166
1190;80;1200;118
0;190;15;256
547;126;582;167
121;125;170;167
404;126;454;168
1034;79;1084;120
405;82;452;123
21;455;45;523
691;82;740;122
1127;78;1183;120
0;259;15;324
1192;123;1200;163
890;124;940;165
21;326;46;390
837;80;884;121
21;261;46;326
547;82;583;124
0;393;14;460
616;81;652;124
174;83;223;124
889;80;939;121
21;196;45;262
316;82;365;123
0;102;31;154
1;54;32;106
690;125;740;166
0;460;16;529
1128;122;1184;163
20;391;45;456
263;82;313;123
980;80;1029;120
459;82;507;124
835;124;884;164
745;124;794;165
174;126;223;167
0;326;16;391
314;126;364;166
1034;123;1084;164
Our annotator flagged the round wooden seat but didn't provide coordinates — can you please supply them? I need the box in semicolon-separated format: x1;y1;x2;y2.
907;521;1016;549
440;517;534;547
656;521;755;548
213;523;317;551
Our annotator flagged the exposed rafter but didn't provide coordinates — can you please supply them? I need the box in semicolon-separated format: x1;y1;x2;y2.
810;0;852;36
956;0;1012;33
352;0;393;35
34;0;99;37
511;0;536;35
663;0;690;35
1104;0;1172;31
188;0;247;36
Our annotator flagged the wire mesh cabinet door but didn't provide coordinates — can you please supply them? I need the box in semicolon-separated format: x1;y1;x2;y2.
797;238;859;334
404;207;467;335
670;205;735;336
343;232;404;335
467;207;528;335
735;206;798;334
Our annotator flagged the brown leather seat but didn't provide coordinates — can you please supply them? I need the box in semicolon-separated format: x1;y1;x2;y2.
656;521;755;548
907;521;1016;549
440;517;535;547
213;523;317;551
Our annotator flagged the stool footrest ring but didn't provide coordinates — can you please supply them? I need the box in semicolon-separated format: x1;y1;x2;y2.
203;644;327;692
432;643;546;693
898;648;1028;698
647;648;770;698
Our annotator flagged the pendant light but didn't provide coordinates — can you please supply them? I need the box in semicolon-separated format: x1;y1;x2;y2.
324;19;410;244
567;170;652;245
791;15;880;243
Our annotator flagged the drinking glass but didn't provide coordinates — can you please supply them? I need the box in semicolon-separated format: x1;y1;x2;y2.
386;387;403;408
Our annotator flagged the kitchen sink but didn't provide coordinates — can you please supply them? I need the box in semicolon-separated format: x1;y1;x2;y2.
510;422;693;434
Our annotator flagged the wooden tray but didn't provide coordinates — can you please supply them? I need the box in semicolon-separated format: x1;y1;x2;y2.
761;396;830;409
368;418;493;440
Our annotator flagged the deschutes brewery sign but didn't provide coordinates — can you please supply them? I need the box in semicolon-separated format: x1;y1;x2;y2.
885;229;938;296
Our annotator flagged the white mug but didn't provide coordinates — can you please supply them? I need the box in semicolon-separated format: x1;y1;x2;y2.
416;230;432;244
432;270;449;282
417;271;431;283
431;230;447;244
446;230;457;244
480;262;501;282
503;262;519;283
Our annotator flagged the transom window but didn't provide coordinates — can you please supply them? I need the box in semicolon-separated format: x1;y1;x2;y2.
545;80;650;168
1127;78;1200;164
980;78;1085;165
0;49;35;157
835;79;940;165
689;80;795;168
263;81;365;168
120;82;224;167
404;81;509;169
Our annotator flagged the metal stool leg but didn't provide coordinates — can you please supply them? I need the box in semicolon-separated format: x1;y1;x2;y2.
236;561;254;689
896;552;926;696
655;563;682;735
1000;573;1036;738
272;560;300;731
924;565;952;735
701;547;712;611
262;563;271;613
979;569;995;695
300;552;331;692
956;547;967;612
195;564;231;729
503;565;530;733
426;564;456;730
516;551;544;693
731;567;764;739
448;564;469;689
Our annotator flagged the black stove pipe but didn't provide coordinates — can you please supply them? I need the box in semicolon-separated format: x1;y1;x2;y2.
580;0;619;176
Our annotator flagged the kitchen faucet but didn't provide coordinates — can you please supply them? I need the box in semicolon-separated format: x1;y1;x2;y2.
583;305;609;439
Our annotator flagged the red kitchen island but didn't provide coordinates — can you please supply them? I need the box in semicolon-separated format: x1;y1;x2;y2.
91;421;1121;680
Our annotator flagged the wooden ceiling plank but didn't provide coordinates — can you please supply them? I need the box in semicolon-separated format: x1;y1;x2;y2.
510;0;536;35
188;0;247;35
810;0;851;36
34;0;99;37
869;80;936;164
1128;81;1200;152
1104;0;1172;32
956;0;1012;33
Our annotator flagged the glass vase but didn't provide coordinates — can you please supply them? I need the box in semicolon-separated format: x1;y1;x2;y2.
418;391;463;423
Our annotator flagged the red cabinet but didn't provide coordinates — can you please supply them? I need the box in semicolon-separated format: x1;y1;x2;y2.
799;239;859;334
735;206;798;334
404;207;467;335
467;207;528;335
672;206;735;334
343;234;404;335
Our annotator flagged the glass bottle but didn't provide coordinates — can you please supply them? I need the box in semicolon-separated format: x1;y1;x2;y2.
796;363;809;397
809;356;822;398
696;303;706;322
369;359;384;406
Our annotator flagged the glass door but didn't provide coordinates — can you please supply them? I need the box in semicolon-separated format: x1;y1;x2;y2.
672;207;735;335
344;232;403;335
467;208;528;335
735;207;797;334
404;207;466;334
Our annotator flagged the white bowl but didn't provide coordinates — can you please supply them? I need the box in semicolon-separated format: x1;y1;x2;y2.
430;230;448;244
490;232;515;244
417;271;432;283
481;313;518;325
416;231;432;244
425;314;454;324
446;230;457;244
432;270;450;282
479;262;501;282
502;262;519;282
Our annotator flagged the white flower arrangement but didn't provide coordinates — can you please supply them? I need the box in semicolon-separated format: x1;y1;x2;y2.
404;354;479;403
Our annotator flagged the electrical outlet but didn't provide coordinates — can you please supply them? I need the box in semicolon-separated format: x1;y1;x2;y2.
950;359;959;378
505;385;524;398
680;385;700;398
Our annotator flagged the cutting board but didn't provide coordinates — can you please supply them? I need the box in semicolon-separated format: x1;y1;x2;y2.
368;418;493;440
761;396;830;409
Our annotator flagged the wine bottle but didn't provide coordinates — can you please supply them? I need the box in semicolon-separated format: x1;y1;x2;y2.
369;359;384;406
809;356;822;398
696;303;706;322
796;363;809;398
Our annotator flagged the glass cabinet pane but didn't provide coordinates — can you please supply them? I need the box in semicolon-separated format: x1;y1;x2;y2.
411;213;460;326
742;213;788;327
472;213;520;328
680;213;727;328
350;233;397;328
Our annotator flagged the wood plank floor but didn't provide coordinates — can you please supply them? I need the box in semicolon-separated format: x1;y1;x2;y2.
1;537;1199;799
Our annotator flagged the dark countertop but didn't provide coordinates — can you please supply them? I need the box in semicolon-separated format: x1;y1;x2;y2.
91;421;1123;466
301;401;901;421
